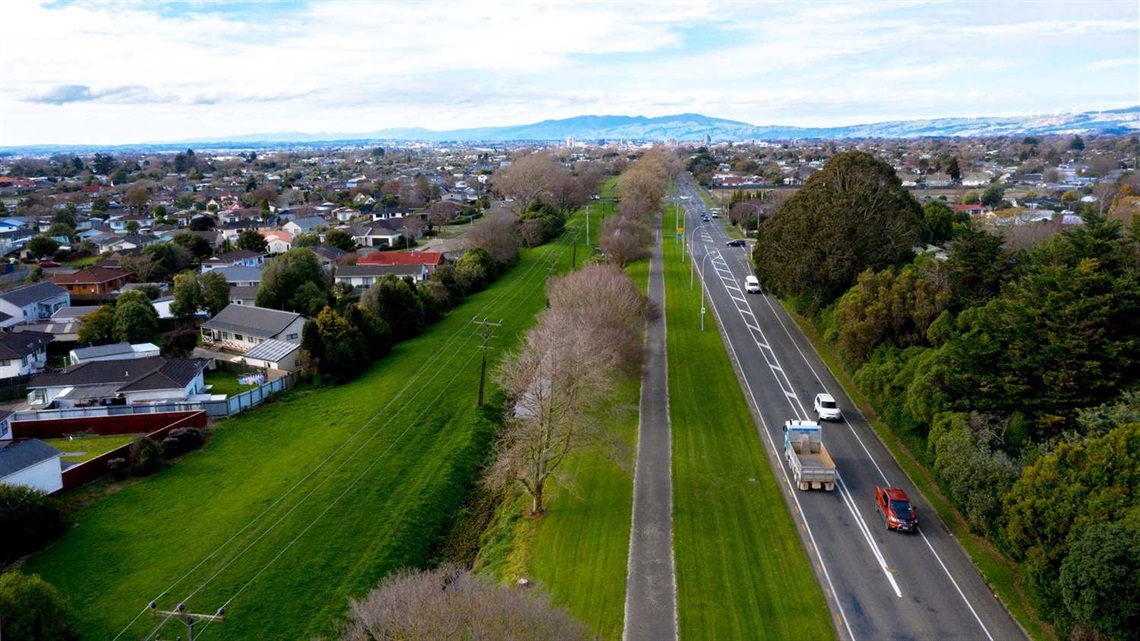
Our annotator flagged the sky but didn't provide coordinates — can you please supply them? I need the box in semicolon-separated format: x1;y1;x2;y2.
1;0;1137;146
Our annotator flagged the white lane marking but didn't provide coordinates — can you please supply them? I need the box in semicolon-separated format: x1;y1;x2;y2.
837;475;902;598
920;530;995;641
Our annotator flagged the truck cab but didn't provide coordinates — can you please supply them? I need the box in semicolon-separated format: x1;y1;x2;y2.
875;486;918;532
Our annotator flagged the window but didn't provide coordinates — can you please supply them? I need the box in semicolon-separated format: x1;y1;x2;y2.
286;333;299;340
234;334;244;341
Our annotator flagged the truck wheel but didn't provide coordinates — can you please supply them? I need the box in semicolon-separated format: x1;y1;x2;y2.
798;481;809;491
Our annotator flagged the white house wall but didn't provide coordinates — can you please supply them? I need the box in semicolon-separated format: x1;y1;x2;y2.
1;456;63;494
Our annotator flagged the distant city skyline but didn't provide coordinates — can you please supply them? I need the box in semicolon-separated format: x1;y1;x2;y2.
2;0;1137;146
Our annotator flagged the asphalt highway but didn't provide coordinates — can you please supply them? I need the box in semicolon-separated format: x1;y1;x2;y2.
674;178;1026;641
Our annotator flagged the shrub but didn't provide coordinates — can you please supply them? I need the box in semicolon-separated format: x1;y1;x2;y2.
107;457;130;480
0;572;79;640
161;427;205;458
0;485;67;564
129;436;164;476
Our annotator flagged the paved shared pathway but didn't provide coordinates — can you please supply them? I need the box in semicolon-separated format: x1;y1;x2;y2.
622;231;677;641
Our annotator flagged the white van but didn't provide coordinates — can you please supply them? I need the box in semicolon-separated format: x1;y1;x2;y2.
744;275;761;294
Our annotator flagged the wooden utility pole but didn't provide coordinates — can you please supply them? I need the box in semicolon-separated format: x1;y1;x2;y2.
473;318;502;406
149;601;224;641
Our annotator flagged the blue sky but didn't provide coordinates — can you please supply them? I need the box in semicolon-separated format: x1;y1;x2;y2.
2;0;1137;145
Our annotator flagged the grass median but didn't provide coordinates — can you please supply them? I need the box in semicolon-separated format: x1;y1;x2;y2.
662;209;836;640
24;222;581;641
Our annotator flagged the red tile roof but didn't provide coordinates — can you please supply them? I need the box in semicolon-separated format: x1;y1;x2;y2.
358;251;444;266
47;267;129;285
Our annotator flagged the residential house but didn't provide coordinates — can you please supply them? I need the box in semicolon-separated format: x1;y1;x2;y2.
27;357;208;408
309;244;348;270
371;206;415;222
0;282;70;329
238;338;302;373
0;331;52;381
283;216;328;236
344;222;404;248
100;234;158;254
201;250;266;272
47;267;130;301
0;438;64;494
961;173;992;188
0;410;13;441
357;250;445;273
925;173;953;188
334;264;428;289
200;304;305;352
217;220;263;243
261;230;293;254
212;266;262;288
229;285;259;306
332;207;360;223
951;204;987;216
69;342;160;366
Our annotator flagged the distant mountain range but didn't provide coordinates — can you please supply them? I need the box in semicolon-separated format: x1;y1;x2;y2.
4;107;1138;153
188;107;1140;144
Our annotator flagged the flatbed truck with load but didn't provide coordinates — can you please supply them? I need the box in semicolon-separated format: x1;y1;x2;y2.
783;419;837;491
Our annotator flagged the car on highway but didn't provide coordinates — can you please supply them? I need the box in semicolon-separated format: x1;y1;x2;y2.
813;393;842;421
701;215;710;222
875;486;918;532
744;275;761;293
726;239;747;247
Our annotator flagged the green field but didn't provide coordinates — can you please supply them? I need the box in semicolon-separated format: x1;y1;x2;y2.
662;206;837;640
43;435;137;463
23;221;582;640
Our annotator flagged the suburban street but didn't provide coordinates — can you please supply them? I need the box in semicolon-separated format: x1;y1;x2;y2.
674;177;1027;641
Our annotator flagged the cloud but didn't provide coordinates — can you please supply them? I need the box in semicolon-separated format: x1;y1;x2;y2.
1082;58;1138;72
26;84;156;105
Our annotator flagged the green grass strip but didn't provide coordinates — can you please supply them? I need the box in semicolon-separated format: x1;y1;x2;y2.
662;207;836;640
781;306;1054;641
43;435;137;463
24;219;583;641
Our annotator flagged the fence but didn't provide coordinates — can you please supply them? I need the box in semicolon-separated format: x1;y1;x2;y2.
12;371;298;423
53;411;208;493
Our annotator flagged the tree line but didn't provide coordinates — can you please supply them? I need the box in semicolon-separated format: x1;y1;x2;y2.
753;150;1140;640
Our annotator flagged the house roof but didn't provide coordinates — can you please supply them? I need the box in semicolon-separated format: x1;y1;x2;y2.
201;304;303;338
213;266;263;284
358;251;443;267
48;267;129;285
71;342;134;360
0;439;62;479
346;223;402;237
336;264;422;278
229;285;259;300
309;245;348;263
51;305;101;319
0;331;52;360
212;249;264;262
29;357;205;391
243;338;300;363
286;216;328;232
0;281;69;307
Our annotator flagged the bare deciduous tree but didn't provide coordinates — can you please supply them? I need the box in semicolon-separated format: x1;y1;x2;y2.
341;565;588;641
466;211;520;266
490;267;645;516
599;216;653;268
493;152;562;216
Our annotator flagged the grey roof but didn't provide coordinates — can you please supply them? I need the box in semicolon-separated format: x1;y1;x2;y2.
309;244;348;262
0;331;52;360
52;305;100;319
71;342;134;360
0;281;68;307
0;439;63;478
243;338;301;363
336;264;421;278
286;216;328;232
229;285;259;301
29;357;204;391
213;266;262;284
201;304;302;338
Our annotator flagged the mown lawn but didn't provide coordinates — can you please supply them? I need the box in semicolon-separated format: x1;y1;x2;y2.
23;220;583;641
662;207;836;640
203;370;261;397
43;435;137;463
